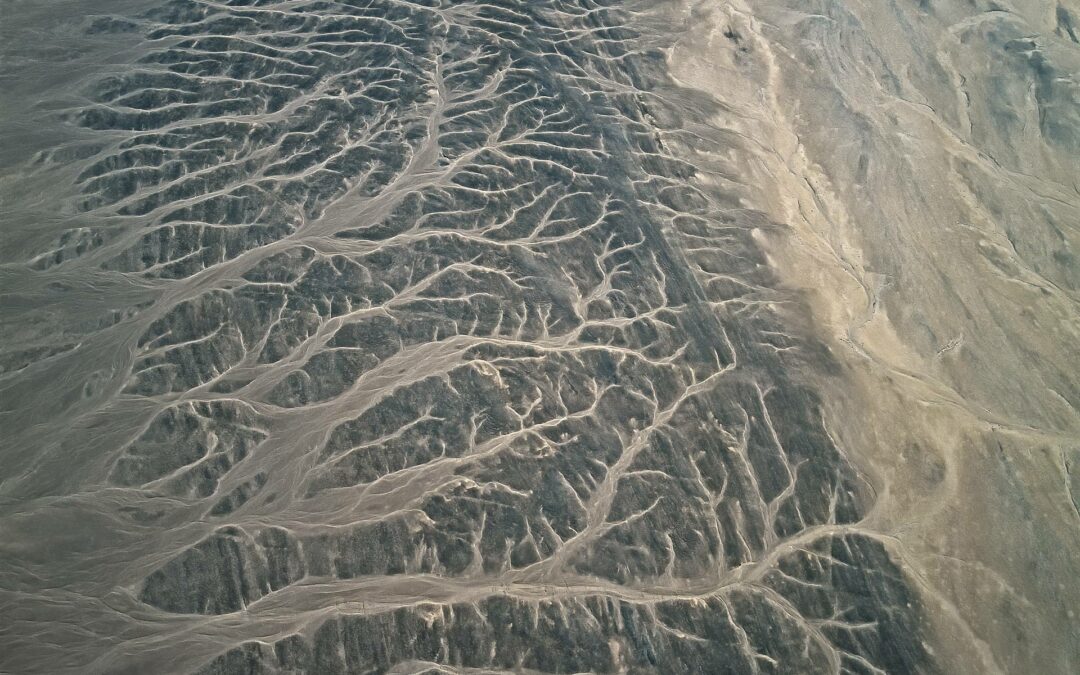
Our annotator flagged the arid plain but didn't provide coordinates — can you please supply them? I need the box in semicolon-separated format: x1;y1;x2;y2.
1;1;1077;673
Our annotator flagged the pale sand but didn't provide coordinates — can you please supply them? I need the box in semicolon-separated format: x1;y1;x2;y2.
661;0;1080;671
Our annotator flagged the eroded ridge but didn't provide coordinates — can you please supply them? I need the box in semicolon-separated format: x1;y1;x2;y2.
2;1;931;673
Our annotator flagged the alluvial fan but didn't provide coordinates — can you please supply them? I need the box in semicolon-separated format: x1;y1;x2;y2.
2;0;1077;673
